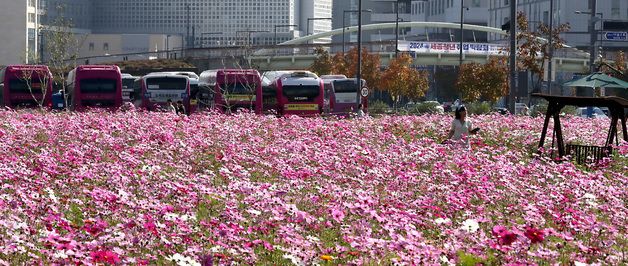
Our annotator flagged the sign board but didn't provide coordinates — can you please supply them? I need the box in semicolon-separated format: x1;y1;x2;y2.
399;41;507;55
603;31;627;41
360;87;369;97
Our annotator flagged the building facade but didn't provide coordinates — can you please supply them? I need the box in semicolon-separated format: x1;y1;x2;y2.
0;0;42;65
331;0;490;51
488;0;628;56
89;0;332;46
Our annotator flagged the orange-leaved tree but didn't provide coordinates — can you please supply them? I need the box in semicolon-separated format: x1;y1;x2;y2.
456;57;509;103
309;46;333;76
330;47;381;89
516;11;570;92
380;53;429;106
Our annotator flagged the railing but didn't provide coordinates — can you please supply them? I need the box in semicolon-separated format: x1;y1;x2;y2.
565;143;613;165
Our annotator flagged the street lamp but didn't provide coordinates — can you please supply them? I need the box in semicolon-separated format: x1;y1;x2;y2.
200;32;222;48
356;0;364;113
395;0;428;58
274;24;298;45
575;10;604;73
307;17;332;42
343;9;372;54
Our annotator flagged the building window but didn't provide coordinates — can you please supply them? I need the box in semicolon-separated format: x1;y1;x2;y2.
611;0;619;16
504;0;509;6
89;43;94;51
103;43;109;51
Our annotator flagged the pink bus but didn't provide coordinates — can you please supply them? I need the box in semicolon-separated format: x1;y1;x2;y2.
0;65;53;108
137;73;190;113
199;69;262;114
66;65;123;111
331;78;368;116
274;71;324;117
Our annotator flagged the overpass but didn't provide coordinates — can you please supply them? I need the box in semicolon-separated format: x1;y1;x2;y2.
243;22;598;72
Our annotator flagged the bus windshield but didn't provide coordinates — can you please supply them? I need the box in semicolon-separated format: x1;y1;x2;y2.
80;78;117;93
333;80;359;93
9;79;44;92
282;85;320;100
146;77;187;90
122;78;135;90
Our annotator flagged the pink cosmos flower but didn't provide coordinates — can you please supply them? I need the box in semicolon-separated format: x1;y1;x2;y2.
492;225;518;246
90;249;120;264
331;208;345;223
524;227;545;244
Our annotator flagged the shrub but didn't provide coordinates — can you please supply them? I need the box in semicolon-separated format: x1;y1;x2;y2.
466;101;492;115
368;100;390;114
530;100;577;117
409;101;444;115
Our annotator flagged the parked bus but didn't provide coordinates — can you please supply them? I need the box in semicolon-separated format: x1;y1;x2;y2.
66;65;123;111
320;74;347;114
274;71;324;117
149;71;200;113
137;73;190;113
261;70;295;115
121;73;140;103
0;65;53;108
199;69;262;114
331;78;368;116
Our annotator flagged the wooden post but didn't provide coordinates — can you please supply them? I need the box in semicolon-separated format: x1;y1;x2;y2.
538;101;556;150
553;105;565;157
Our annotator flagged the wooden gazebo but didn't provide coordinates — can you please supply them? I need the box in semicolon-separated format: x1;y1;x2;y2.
533;93;628;164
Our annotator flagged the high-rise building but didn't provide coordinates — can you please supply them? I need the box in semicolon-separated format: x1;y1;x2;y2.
0;0;42;65
89;0;332;47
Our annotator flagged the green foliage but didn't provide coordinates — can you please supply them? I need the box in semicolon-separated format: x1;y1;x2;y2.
408;101;444;115
309;47;333;76
65;202;85;228
466;101;492;115
457;251;484;266
367;100;390;114
196;196;225;222
530;100;577;117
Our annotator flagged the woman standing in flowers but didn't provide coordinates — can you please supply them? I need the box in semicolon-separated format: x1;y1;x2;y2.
445;105;479;149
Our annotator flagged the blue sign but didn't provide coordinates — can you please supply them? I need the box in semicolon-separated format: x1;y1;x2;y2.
603;31;627;41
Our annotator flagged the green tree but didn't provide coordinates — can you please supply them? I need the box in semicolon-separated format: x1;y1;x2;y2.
309;46;332;76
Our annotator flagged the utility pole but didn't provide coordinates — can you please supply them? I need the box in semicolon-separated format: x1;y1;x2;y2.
588;0;597;73
459;0;464;66
395;1;399;58
546;0;553;94
356;0;363;112
508;0;517;114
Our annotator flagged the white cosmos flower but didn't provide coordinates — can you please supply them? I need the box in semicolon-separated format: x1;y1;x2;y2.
460;219;480;233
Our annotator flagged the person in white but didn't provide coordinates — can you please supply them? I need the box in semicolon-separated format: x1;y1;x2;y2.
445;105;479;149
166;99;176;113
356;103;367;118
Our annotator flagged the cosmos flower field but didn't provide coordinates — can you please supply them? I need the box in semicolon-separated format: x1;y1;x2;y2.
0;110;626;265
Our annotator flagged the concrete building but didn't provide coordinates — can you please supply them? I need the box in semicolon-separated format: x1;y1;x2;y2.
331;0;490;52
0;0;42;65
488;0;628;56
77;34;184;64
